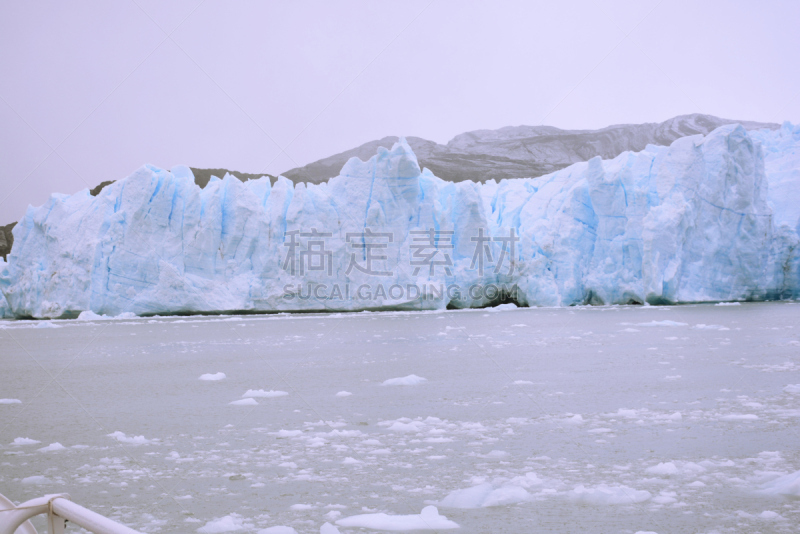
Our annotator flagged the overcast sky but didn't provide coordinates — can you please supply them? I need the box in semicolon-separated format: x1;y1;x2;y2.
1;0;798;225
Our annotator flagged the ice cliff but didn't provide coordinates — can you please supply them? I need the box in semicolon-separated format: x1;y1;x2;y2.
1;123;798;318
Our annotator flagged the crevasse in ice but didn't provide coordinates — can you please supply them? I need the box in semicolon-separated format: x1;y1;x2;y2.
1;123;798;318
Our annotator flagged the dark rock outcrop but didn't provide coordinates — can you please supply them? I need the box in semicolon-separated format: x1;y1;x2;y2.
283;114;779;184
90;180;116;196
0;222;16;260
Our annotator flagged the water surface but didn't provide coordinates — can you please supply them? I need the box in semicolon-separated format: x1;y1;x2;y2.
1;303;799;533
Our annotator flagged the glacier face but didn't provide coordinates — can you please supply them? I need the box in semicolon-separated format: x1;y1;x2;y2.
1;123;798;318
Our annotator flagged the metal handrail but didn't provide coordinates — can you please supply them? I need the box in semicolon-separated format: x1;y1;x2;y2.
0;493;142;534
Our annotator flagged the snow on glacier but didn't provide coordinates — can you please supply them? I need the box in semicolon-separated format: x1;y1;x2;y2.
0;123;799;318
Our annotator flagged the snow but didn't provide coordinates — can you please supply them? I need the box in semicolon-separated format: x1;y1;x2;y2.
382;374;427;386
335;506;459;531
242;389;288;398
199;372;226;381
0;398;22;404
2;124;798;318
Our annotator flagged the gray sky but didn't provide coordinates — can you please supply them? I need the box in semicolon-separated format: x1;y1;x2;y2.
1;0;798;225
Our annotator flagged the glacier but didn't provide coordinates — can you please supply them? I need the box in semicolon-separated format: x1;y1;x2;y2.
1;123;799;318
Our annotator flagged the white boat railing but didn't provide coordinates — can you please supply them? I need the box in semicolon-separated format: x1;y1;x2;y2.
0;493;142;534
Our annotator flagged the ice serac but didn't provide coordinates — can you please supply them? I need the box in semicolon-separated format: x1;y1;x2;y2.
1;125;799;318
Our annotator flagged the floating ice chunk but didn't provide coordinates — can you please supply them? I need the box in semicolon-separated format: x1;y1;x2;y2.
258;527;297;534
715;302;741;306
693;324;729;331
759;469;800;496
22;475;52;485
568;484;651;505
197;514;246;533
289;504;314;510
645;462;678;476
335;391;352;397
386;421;425;432
513;380;533;385
438;483;529;509
242;389;288;398
107;431;157;445
272;429;303;438
438;483;493;508
199;372;226;381
783;384;800;394
611;408;638;418
0;398;22;404
629;321;688;327
229;398;258;406
677;462;706;474
564;414;584;424
320;523;340;534
487;304;518;312
37;442;65;452
35;321;61;328
335;505;458;530
76;310;136;320
759;511;786;520
651;491;677;504
721;413;758;421
342;457;362;464
646;461;705;476
738;510;787;521
382;375;427;386
12;437;40;445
